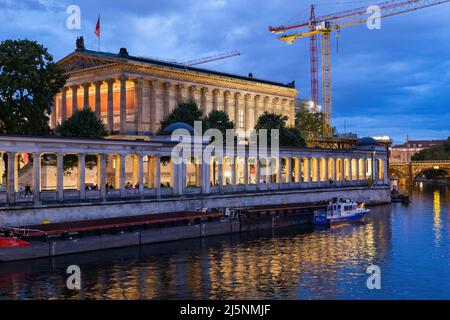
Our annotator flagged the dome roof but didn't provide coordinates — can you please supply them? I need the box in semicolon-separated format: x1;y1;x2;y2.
161;122;195;135
356;137;380;147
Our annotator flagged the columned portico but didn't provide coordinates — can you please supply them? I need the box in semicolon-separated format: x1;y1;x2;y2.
0;135;389;207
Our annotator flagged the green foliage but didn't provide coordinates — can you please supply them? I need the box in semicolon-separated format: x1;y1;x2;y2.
255;112;306;148
62;154;98;175
57;107;108;139
0;39;67;135
159;100;203;132
295;109;335;137
411;137;450;161
203;110;235;135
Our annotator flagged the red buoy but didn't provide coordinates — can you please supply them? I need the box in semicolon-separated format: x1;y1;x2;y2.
0;237;31;248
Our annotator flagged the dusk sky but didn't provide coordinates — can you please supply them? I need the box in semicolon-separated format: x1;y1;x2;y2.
1;0;449;144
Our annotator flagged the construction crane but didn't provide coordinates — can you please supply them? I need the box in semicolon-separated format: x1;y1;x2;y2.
270;0;450;137
182;51;241;67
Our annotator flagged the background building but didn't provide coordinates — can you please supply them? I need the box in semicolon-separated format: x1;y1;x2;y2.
390;139;445;164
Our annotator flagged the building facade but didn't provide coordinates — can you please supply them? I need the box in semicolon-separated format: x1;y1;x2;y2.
51;37;298;136
390;139;445;164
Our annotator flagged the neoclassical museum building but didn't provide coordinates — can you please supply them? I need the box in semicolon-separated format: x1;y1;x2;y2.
51;37;298;136
0;38;389;214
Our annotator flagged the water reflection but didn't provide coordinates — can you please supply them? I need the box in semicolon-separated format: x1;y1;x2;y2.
433;190;442;246
0;184;448;300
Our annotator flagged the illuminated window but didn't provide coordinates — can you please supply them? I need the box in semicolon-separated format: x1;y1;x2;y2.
239;109;244;129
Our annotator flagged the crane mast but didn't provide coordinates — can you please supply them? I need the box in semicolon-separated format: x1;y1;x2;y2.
270;0;450;137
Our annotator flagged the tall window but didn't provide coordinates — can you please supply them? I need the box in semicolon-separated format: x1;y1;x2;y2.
239;109;245;129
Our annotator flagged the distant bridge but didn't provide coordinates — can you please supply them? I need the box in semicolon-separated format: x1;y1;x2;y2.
389;160;450;187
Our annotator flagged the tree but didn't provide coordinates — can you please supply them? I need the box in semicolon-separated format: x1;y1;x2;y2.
203;110;235;135
57;107;108;138
411;137;450;161
296;109;335;137
255;112;306;148
0;39;67;135
159;100;203;132
56;108;107;174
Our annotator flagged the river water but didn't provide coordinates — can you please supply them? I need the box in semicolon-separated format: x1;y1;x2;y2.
0;184;448;300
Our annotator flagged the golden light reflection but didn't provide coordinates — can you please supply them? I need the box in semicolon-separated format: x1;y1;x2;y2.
433;190;442;246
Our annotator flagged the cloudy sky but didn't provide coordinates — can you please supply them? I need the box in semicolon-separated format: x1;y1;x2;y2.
1;0;449;143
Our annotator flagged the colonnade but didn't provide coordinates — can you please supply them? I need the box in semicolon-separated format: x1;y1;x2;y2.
52;77;296;135
0;149;388;206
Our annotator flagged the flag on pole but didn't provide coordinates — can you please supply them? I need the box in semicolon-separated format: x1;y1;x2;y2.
95;15;101;38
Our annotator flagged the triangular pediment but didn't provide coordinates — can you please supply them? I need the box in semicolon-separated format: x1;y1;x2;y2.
58;53;119;72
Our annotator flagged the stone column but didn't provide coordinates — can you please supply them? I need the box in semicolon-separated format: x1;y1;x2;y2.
272;98;279;114
263;96;270;114
384;159;389;185
119;154;126;197
256;158;261;190
356;158;361;183
33;153;41;206
218;160;223;194
135;79;144;134
61;87;67;122
341;158;346;182
244;94;251;132
163;81;171;118
149;80;157;134
78;153;86;200
277;158;282;187
57;153;64;202
107;80;114;133
182;160;187;195
83;83;90;109
202;157;210;195
94;81;102;118
99;154;107;200
189;85;196;102
234;92;241;128
254;95;261;128
373;158;379;186
6;152;15;203
244;157;249;191
324;158;329;182
212;89;219;111
293;158;299;184
201;87;209;115
308;158;313;186
224;91;232;117
119;77;127;134
176;84;184;103
316;158;321;183
349;159;353;182
333;158;337;182
231;157;237;191
72;85;79;112
155;156;161;198
362;158;367;181
137;155;144;195
286;158;292;184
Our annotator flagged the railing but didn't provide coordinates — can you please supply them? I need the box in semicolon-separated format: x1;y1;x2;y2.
0;179;388;207
411;160;450;164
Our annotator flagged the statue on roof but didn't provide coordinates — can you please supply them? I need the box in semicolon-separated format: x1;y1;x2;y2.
76;36;85;51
